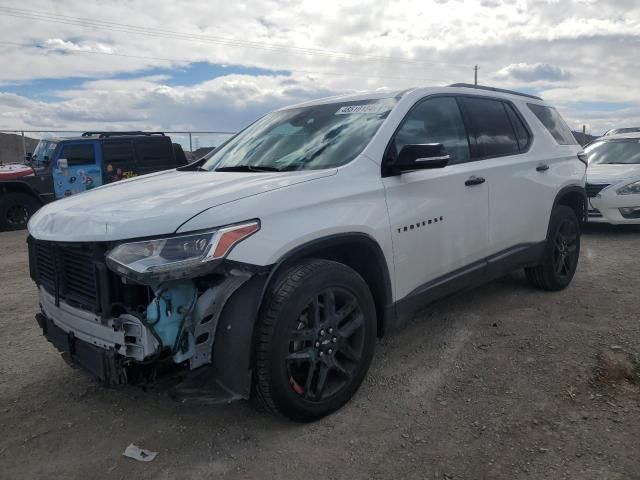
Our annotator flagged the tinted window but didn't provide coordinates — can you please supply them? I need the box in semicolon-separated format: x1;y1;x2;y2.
135;139;175;170
527;103;577;145
460;97;519;158
585;139;640;165
393;96;470;164
505;104;531;151
103;141;136;182
103;141;135;166
59;144;95;166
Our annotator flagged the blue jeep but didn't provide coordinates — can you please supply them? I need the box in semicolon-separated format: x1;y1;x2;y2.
0;132;188;230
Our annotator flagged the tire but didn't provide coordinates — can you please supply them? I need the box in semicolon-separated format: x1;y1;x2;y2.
0;192;40;231
253;259;376;422
525;205;580;291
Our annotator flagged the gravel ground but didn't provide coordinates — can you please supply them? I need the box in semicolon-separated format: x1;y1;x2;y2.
0;225;639;480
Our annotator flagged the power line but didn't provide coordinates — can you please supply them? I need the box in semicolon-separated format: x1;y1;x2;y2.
0;5;473;69
0;40;445;84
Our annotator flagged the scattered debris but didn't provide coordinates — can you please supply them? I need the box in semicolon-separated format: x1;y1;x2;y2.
123;444;158;463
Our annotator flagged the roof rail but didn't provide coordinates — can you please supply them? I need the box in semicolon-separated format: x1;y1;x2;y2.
81;131;166;138
448;83;543;101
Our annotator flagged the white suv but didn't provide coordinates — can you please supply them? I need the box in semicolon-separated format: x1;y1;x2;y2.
27;84;586;421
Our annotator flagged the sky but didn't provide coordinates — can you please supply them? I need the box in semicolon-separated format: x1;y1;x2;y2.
0;0;639;137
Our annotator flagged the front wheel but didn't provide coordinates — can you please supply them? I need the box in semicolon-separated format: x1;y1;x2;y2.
525;205;580;291
253;259;376;422
0;192;39;231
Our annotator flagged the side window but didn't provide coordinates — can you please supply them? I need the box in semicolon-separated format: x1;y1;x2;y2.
134;139;175;171
527;103;577;145
58;144;95;166
460;97;520;158
393;96;470;165
102;141;136;183
505;104;531;152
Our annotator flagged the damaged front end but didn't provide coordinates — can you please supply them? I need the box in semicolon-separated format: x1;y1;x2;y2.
28;221;266;403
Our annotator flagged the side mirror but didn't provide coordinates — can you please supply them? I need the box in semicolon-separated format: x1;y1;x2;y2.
57;158;68;170
394;143;449;173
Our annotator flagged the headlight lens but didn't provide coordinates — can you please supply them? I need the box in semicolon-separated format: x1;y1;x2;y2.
106;220;259;283
617;180;640;195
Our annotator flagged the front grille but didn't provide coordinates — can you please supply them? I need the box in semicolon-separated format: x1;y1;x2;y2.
28;237;153;315
29;239;103;311
586;183;610;198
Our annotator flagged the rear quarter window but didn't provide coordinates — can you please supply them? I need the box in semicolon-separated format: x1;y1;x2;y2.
527;103;577;145
134;138;175;171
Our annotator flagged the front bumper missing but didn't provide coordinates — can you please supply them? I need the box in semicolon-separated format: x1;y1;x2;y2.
38;287;158;361
36;313;127;386
35;267;260;401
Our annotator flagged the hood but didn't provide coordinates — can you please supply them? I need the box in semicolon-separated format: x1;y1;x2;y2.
0;163;33;180
28;168;336;241
587;164;640;184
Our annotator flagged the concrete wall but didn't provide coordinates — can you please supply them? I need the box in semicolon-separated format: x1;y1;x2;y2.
0;133;39;164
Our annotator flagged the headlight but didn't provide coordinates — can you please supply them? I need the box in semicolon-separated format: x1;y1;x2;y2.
106;220;260;283
617;180;640;195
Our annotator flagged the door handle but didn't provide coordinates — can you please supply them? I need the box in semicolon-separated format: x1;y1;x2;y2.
465;176;486;186
536;164;550;172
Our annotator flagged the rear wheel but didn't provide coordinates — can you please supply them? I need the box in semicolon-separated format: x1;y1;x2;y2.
253;259;376;422
0;192;39;231
525;205;580;291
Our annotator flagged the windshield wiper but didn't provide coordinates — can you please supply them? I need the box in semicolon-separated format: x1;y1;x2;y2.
215;165;282;172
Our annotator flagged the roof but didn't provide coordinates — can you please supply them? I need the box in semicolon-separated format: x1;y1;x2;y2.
278;84;546;111
594;132;640;141
56;132;170;143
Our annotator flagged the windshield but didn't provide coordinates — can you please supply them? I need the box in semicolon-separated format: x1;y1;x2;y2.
585;139;640;165
201;98;397;172
30;139;58;168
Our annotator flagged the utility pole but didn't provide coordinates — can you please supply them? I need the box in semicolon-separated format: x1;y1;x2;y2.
474;65;478;85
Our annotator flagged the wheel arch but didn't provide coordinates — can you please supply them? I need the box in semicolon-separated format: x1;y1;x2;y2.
0;181;44;204
261;233;394;338
553;185;587;225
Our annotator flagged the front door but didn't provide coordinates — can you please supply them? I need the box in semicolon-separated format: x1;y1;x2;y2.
382;96;490;302
53;142;101;199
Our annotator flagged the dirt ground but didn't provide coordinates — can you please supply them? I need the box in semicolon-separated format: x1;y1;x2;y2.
0;226;639;480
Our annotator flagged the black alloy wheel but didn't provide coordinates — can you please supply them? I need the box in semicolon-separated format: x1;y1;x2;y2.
286;288;366;402
552;216;579;281
525;205;581;291
253;259;376;422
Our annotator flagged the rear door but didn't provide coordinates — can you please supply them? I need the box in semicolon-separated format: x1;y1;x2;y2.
457;96;545;253
53;142;101;198
382;95;490;302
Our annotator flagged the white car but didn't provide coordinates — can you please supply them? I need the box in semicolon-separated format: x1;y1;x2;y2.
27;84;586;421
586;132;640;224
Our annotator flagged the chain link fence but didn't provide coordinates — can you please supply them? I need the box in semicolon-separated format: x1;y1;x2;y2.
0;130;235;164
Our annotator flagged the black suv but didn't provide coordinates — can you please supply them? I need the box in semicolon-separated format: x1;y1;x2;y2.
0;132;188;230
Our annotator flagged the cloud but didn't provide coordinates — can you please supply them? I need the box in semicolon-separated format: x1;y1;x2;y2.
495;62;572;82
42;39;114;54
0;0;639;134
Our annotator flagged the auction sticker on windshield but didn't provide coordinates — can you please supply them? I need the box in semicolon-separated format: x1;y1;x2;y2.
335;104;390;114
